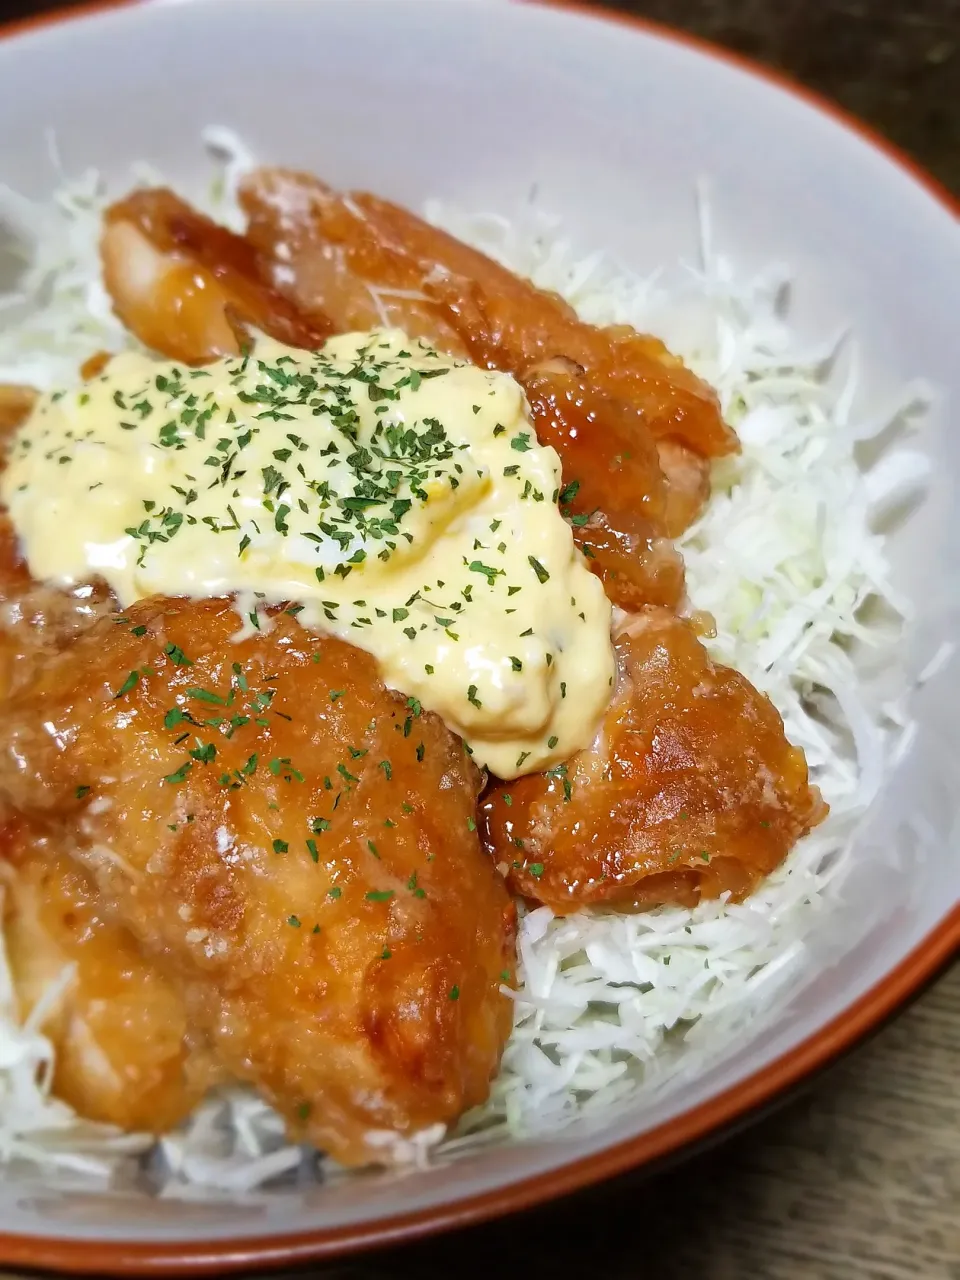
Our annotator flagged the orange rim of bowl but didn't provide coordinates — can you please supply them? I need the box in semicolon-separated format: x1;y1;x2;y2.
0;0;958;1273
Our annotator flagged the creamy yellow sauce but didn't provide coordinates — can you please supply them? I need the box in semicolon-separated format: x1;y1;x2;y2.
3;330;614;778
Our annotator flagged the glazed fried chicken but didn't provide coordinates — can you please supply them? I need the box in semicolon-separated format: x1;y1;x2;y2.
521;358;686;609
237;168;734;609
89;175;821;923
0;411;209;1133
481;609;827;912
0;598;515;1165
0;389;114;701
238;170;734;454
101;174;728;611
0;522;113;703
0;385;37;435
101;189;331;364
0;812;220;1132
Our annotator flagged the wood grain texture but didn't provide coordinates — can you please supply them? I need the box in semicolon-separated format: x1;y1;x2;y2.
586;0;960;193
0;1;957;1278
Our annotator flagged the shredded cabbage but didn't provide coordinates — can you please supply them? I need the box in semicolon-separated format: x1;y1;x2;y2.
428;193;927;1141
0;132;928;1195
0;881;153;1180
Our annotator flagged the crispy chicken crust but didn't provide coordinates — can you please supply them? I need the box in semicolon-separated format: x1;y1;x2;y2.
238;170;731;608
0;598;515;1165
0;449;209;1133
481;609;827;912
0;812;220;1133
101;188;331;364
100;175;729;610
0;385;37;436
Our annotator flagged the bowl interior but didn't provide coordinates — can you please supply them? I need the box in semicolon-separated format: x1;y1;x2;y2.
0;0;958;1260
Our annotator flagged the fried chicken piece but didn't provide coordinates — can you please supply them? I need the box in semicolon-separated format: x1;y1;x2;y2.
481;608;826;913
0;598;515;1164
99;176;720;609
0;574;114;705
101;188;332;364
0;385;37;437
0;811;220;1132
0;390;211;1129
239;170;733;608
240;171;469;357
657;439;712;538
0;524;113;701
241;172;733;450
0;494;113;703
522;359;684;610
0;390;114;699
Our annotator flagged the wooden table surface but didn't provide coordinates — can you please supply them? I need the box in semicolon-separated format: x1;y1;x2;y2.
1;1;958;1278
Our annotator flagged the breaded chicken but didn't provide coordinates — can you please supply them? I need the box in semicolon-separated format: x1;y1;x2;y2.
0;811;219;1132
237;170;736;608
0;397;210;1131
0;390;115;700
94;172;706;612
0;385;37;436
481;608;827;912
97;175;729;609
0;597;516;1165
101;189;332;364
0;522;113;702
656;438;712;539
521;358;684;609
240;171;470;358
239;171;733;452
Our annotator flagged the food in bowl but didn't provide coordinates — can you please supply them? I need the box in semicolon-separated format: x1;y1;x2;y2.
0;133;920;1193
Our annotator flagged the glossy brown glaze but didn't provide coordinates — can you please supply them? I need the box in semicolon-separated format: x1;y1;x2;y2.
0;812;220;1133
241;169;470;357
101;188;332;363
239;168;730;608
0;392;115;700
657;438;712;538
0;514;113;702
0;385;37;435
523;359;685;609
240;172;731;451
481;608;827;912
0;597;515;1165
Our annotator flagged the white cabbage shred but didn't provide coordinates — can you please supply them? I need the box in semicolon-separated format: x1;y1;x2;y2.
0;133;927;1196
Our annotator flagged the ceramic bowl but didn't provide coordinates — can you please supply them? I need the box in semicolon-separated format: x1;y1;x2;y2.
0;0;958;1273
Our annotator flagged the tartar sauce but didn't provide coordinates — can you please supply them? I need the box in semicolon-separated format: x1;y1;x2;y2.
3;329;614;777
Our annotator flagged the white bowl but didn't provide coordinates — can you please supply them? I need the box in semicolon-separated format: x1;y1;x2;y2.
0;0;958;1272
